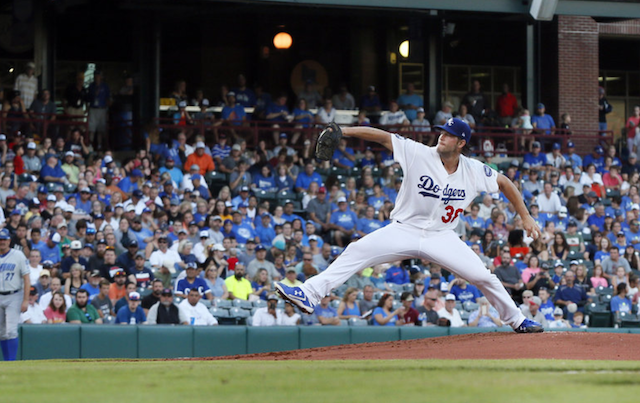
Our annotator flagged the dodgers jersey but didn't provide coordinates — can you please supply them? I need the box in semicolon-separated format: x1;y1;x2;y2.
389;133;499;231
0;249;29;292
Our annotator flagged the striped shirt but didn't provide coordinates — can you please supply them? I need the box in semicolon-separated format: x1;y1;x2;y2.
14;74;38;108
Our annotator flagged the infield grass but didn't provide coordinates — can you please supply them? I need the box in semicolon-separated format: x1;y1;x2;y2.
1;359;638;403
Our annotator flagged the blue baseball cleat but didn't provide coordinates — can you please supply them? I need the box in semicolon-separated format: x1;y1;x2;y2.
274;282;315;314
513;318;544;333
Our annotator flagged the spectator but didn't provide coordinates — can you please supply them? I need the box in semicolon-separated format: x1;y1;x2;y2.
175;262;212;300
86;70;110;150
531;103;556;135
397;83;423;122
598;87;613;133
563;141;582;169
315;295;341;326
225;263;252;300
66;289;102;324
379;100;409;127
281;301;301;325
184;142;215;175
281;267;303;288
266;93;291;144
297;81;322;110
19;286;46;324
494;249;524;302
436;293;465;327
91;279;114;321
252;294;284;326
43;291;67;324
524;296;548;328
449;277;482;303
115;291;147;324
611;282;632;314
399;291;420;325
416;288;439;326
468;297;502;328
553;270;588;316
329;196;357;247
336;287;361;320
360;85;381;115
316;99;337;125
14;62;38;110
332;85;355;110
40;155;66;184
178;288;217;325
28;89;56;138
434;101;454;125
221;92;246;127
495;83;518;126
39;276;72;310
601;247;631;280
548;306;570;328
63;72;87;120
626;105;640;152
462;80;489;123
147;288;181;325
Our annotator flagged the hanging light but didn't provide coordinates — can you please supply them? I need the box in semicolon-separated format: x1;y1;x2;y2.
399;40;409;58
273;32;293;49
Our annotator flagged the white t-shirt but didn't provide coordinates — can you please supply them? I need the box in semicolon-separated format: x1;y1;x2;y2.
437;307;465;327
149;249;181;268
536;192;562;214
29;264;43;285
281;312;301;326
178;300;218;325
20;302;46;324
389;133;499;231
252;307;284;326
380;111;408;126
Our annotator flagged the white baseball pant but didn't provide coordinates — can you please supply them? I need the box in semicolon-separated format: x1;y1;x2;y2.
301;222;525;327
0;291;23;340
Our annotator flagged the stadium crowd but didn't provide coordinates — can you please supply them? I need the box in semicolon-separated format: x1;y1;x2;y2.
4;66;640;329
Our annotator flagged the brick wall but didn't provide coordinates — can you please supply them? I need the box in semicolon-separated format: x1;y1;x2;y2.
598;19;640;36
557;16;599;155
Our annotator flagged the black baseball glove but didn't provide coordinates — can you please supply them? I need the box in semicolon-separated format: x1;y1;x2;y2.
315;122;342;161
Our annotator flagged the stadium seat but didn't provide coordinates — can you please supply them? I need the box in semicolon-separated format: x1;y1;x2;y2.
250;307;260;315
340;319;349;326
391;301;401;310
350;166;361;176
373;292;385;300
215;298;232;309
229;307;250;318
209;307;230;318
606;189;621;199
388;283;404;294
200;299;212;308
64;183;77;194
232;299;253;310
403;283;415;292
330;300;341;309
460;311;471;322
348;318;369;326
174;297;183;304
330;166;350;176
334;285;348;297
620;313;640;328
138;287;152;297
255;190;277;203
589;310;612;327
252;300;267;308
356;291;364;300
463;301;479;312
596;286;613;296
245;316;253;326
276;300;285;310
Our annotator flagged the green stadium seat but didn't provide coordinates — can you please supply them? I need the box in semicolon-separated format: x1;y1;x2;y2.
255;190;277;202
229;307;250;318
252;300;267;308
214;298;232;309
209;307;230;318
330;166;350;176
589;310;612;327
619;312;640;328
348;318;369;326
232;299;253;310
463;301;479;312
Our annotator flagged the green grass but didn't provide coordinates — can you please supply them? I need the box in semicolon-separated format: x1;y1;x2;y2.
1;359;640;402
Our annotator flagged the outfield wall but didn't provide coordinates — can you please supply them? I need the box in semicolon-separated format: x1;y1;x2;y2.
16;325;637;360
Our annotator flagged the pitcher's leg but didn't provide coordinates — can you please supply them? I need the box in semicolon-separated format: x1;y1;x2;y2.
302;223;421;304
420;231;525;327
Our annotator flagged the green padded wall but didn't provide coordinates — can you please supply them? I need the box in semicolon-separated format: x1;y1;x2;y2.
299;326;351;349
138;326;193;358
21;324;81;360
350;327;400;344
193;327;247;357
81;326;138;358
400;326;449;340
247;327;299;353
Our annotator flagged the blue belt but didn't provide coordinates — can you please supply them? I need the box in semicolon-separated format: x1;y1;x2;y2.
0;289;20;295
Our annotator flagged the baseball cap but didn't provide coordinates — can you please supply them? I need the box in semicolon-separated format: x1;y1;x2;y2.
240;185;250;192
178;100;187;108
554;261;564;268
199;230;209;238
567;141;575;148
0;229;10;240
135;251;145;259
587;191;598;198
125;205;136;212
80;187;91;193
49;232;61;244
191;173;201;181
127;239;139;248
70;240;82;250
570;260;579;266
227;91;236;98
267;294;278;301
84;243;94;250
308;234;320;242
530;296;542;306
400;292;414;302
97;238;107;245
337;196;347;203
595;145;604;154
161;288;173;296
318;186;327;194
89;270;101;277
46;194;56;202
196;141;205;149
201;98;210;106
27;142;36;150
40;269;51;277
232;144;242;151
417;107;425;113
128;292;141;301
212;243;225;252
104;155;114;164
279;132;288;139
255;244;266;252
434;118;472;142
554;307;564;316
132;189;144;198
558;206;568;217
552;143;561;150
186;262;197;269
86;227;96;235
445;294;456;301
65;151;74;158
537;103;545;109
532;141;541;148
618;231;626;236
131;169;143;177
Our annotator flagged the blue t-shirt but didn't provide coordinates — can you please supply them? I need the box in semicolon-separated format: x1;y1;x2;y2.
40;164;65;181
232;223;257;245
118;176;139;194
37;243;60;264
253;174;277;192
266;103;289;122
255;224;276;247
531;114;556;134
131;228;153;249
372;307;396;326
611;296;632;313
523;152;547;169
385;266;409;285
367;196;387;210
465;216;486;230
587;214;605;232
221;104;246;126
449;284;482;303
332;147;355;168
583;154;604;172
396;93;423;121
315;305;338;320
79;283;100;302
295;172;323;190
539;300;555;321
115;305;147;324
330;210;358;231
231;88;256;107
175;277;210;296
293;108;314;127
553;284;587;305
357;218;383;234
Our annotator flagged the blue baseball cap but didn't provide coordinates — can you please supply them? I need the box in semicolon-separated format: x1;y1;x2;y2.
567;141;575;148
37;185;48;194
0;229;10;240
552;143;561;150
132;189;144;198
434;118;472;143
191;173;201;181
595;145;604;154
537;103;545;109
131;169;143;177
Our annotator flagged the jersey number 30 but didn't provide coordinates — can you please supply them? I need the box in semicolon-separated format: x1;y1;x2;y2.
441;206;463;223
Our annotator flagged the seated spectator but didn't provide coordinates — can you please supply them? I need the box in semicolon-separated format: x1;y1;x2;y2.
252;294;284;326
281;267;303;288
416;287;440;326
177;288;217;325
373;293;403;326
266;93;291;144
553;270;588;316
66;289;103;324
315;295;341;326
449;277;482;303
175;263;212;300
360;85;381;115
329;197;357;247
252;165;276;193
91;279;114;321
204;265;229;300
225;263;252;300
147;288;181;325
221;91;246;127
43;291;67;324
385;262;409;285
332;138;355;170
184;142;215;175
524;296;548;328
399;292;420;325
39;155;66;184
434;101;453;125
531;103;556;135
115;291;147;324
337;287;361;320
250;268;271;301
570;311;587;328
548;307;570;328
612;266;630;291
316;99;336;125
20;286;46;324
281;302;301;325
332;85;355;110
114;282;138;313
39;277;72;310
611;282;632;314
379;100;409;127
467;297;502;328
436;293;465;327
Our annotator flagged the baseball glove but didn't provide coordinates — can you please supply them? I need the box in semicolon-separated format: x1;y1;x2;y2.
315;122;342;161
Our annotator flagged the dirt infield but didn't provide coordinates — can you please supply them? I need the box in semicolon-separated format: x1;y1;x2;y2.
214;332;640;361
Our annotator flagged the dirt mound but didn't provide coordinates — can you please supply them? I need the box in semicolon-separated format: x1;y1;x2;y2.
210;332;639;361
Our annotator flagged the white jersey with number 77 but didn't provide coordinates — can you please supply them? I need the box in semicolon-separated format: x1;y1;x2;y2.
389;133;499;231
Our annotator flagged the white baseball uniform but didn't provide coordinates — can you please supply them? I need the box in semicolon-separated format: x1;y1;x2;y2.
300;133;526;327
0;249;29;340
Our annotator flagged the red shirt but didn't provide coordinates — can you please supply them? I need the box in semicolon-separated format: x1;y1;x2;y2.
603;172;622;188
627;116;640;139
496;93;518;118
13;154;24;175
403;307;420;325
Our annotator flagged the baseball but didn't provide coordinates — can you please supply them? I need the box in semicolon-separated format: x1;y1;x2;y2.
567;303;578;313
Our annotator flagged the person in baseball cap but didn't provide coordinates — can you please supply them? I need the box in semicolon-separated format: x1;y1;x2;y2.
115;291;146;324
184;138;215;175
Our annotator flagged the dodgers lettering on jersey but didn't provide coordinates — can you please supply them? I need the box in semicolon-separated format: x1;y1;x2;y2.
0;249;29;292
389;134;499;230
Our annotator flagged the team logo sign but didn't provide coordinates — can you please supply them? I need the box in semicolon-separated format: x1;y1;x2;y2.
484;165;493;177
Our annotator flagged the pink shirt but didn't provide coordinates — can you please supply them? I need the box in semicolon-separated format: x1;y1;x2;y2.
44;307;66;323
590;277;608;289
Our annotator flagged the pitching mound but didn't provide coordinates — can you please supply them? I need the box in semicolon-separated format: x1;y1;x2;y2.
213;332;640;361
